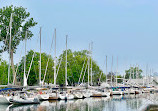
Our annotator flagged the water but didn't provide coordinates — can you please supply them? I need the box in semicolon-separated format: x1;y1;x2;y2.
0;93;157;111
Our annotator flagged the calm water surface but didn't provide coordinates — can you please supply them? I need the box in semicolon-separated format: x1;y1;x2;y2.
0;93;157;111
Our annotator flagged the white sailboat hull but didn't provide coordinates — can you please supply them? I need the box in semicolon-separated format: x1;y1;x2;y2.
59;94;66;100
66;94;74;100
49;93;59;100
91;90;102;97
73;93;83;99
83;92;91;98
37;94;49;100
124;89;135;94
11;97;40;104
129;89;135;94
112;91;124;95
59;93;74;100
102;92;111;97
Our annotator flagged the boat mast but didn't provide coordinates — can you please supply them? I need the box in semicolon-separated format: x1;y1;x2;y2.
116;56;118;86
152;68;153;86
130;64;131;81
88;43;90;86
39;27;41;86
23;31;27;87
133;65;134;79
54;29;56;86
111;56;113;86
138;65;139;79
8;13;13;85
90;42;93;86
143;65;144;86
65;35;68;86
150;68;151;86
146;64;149;86
106;56;107;83
145;64;148;86
136;64;137;79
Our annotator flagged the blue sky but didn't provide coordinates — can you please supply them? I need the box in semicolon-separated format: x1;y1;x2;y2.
1;0;158;76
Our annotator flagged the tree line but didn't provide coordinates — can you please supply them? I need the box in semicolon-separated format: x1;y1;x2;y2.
0;49;143;86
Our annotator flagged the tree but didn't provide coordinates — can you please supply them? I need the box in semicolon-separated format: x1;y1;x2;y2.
125;67;143;79
0;60;8;85
0;5;37;84
18;50;54;86
57;49;103;86
116;75;123;83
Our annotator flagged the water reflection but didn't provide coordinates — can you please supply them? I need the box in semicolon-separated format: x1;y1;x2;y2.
1;94;157;111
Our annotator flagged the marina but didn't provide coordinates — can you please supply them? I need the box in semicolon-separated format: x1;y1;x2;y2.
0;93;157;111
0;85;158;111
1;0;158;111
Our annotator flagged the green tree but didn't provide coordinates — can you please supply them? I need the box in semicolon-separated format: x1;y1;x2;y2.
125;67;143;79
0;60;8;85
57;49;103;86
18;50;54;86
117;75;123;83
0;5;37;84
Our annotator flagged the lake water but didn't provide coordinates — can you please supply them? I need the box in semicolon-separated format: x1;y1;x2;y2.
0;93;157;111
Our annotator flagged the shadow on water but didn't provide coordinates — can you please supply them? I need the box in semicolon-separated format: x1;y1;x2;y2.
0;93;157;111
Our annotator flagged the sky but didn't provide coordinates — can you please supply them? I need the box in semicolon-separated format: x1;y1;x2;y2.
0;0;158;76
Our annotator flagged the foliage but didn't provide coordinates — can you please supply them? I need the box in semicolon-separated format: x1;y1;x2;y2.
57;49;103;86
0;5;37;85
106;72;123;83
15;49;103;86
117;75;123;83
0;60;8;85
0;5;37;52
18;50;54;86
125;67;143;79
0;49;125;86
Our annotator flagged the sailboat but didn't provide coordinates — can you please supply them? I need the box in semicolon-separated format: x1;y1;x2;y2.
59;90;74;100
0;14;16;104
36;88;50;101
66;92;75;100
48;29;60;100
49;90;59;100
99;56;112;97
36;28;49;100
10;31;40;104
72;90;83;99
111;56;124;95
58;35;74;100
10;92;40;105
124;65;135;95
59;91;67;100
82;89;92;98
